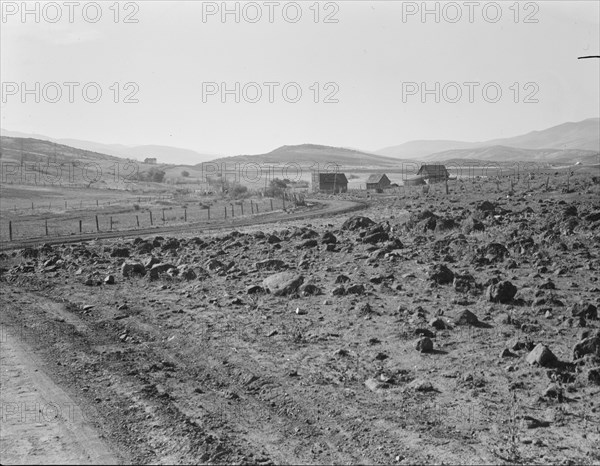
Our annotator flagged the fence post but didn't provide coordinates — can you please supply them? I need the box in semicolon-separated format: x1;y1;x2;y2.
110;217;113;230
162;209;165;223
45;219;48;236
445;178;449;195
136;215;139;227
96;199;99;207
240;202;244;216
208;206;210;220
282;197;285;210
256;204;259;213
250;200;254;214
32;202;34;211
79;220;82;233
184;208;187;222
150;211;153;226
95;215;99;232
9;221;13;241
231;204;234;217
224;206;227;219
270;199;273;211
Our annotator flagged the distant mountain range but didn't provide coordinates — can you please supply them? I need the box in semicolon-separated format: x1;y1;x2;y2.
2;118;598;169
0;129;217;166
375;118;599;162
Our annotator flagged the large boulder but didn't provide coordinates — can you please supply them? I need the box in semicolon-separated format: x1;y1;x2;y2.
262;272;304;296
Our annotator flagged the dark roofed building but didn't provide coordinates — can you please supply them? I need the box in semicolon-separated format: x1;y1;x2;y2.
366;174;391;191
311;172;348;193
417;164;449;183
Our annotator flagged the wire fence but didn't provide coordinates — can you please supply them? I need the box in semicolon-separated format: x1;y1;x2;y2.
2;197;286;242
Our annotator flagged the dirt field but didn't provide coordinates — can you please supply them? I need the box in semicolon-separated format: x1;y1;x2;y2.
1;173;599;464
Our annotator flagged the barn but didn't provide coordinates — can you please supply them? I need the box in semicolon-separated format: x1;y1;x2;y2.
417;164;449;183
311;173;348;193
366;174;391;192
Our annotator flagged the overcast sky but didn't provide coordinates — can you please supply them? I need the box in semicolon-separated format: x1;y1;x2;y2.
1;1;599;158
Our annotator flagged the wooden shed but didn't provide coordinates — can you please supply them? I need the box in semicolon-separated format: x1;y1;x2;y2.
311;172;348;193
366;174;391;191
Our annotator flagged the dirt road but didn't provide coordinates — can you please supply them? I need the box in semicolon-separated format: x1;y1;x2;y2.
0;330;119;464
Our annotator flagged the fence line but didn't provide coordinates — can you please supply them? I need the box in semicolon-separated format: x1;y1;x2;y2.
3;198;286;242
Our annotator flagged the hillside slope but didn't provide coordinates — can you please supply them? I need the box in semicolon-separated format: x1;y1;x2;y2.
202;144;406;170
376;118;599;159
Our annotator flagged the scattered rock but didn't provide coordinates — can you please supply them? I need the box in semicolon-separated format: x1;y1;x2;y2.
407;379;435;392
486;280;517;303
246;285;264;294
322;232;337;244
429;318;448;330
500;348;516;358
342;216;375;231
428;264;454;285
347;284;366;295
255;259;287;270
573;332;600;360
416;337;434;353
121;261;145;277
110;247;130;258
585;367;600;385
262;272;304;296
453;309;479;326
526;344;557;367
570;302;598;320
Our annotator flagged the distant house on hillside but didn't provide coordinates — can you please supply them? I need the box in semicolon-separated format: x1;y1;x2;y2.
417;164;449;183
366;174;391;191
144;157;157;164
311;172;348;193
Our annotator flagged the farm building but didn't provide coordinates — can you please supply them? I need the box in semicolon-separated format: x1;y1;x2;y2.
417;164;450;183
366;174;391;191
311;172;348;193
144;157;157;164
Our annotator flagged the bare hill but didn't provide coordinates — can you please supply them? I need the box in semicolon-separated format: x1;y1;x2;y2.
201;144;405;170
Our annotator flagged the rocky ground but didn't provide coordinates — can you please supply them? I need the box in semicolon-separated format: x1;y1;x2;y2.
1;174;599;465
